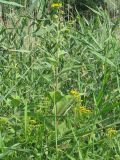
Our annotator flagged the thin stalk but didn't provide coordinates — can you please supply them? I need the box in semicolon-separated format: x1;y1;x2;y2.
117;74;120;94
54;16;61;158
24;100;28;140
53;67;58;158
24;0;27;8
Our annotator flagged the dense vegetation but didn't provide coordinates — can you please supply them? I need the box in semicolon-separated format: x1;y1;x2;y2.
0;0;120;159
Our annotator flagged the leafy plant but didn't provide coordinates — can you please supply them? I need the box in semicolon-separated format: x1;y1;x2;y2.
0;1;120;159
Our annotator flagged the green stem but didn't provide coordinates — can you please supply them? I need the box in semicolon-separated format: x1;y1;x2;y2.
54;67;58;158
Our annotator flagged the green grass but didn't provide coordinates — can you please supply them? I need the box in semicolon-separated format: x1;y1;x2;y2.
0;1;120;160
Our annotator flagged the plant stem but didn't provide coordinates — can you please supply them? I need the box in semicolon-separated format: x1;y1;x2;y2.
54;67;58;158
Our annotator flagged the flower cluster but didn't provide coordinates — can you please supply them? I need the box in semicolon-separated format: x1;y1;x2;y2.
70;89;80;98
51;3;62;8
74;106;91;114
79;106;91;113
107;128;117;138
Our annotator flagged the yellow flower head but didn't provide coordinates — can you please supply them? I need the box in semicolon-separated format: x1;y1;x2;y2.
70;89;79;96
74;106;91;114
51;3;62;8
79;106;91;114
107;128;117;138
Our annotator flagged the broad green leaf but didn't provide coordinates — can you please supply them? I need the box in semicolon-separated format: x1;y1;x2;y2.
48;90;64;103
52;95;74;116
58;121;68;135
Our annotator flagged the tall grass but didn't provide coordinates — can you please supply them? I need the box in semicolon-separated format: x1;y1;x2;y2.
0;1;120;159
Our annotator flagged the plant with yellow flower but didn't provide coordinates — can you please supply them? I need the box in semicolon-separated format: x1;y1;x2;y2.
79;106;91;114
51;3;62;8
70;89;80;98
74;106;91;114
70;89;84;106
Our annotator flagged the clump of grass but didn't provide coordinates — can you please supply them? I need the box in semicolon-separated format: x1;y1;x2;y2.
0;1;120;159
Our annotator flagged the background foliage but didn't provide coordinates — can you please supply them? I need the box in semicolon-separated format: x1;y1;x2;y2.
0;0;120;159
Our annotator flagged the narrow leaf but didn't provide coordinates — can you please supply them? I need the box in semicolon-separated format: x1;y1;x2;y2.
0;0;24;7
